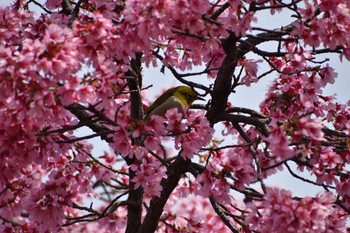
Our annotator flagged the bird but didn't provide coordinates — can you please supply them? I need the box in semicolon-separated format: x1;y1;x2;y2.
144;86;204;120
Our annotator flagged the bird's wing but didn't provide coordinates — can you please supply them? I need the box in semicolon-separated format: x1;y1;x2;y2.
145;87;179;116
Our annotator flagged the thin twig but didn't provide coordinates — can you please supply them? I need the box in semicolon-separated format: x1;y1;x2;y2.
209;196;240;233
285;162;334;191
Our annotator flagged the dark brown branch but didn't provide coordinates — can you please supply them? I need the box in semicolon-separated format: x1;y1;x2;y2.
126;53;144;121
61;0;73;15
210;2;230;20
64;198;129;226
206;32;238;125
311;47;343;55
205;21;297;128
226;107;269;119
335;197;350;215
284;162;334;191
68;0;86;28
55;130;113;143
37;119;99;136
209;196;240;233
220;113;270;137
85;104;117;126
200;143;249;151
253;0;303;11
171;29;209;42
235;123;267;193
125;53;144;233
322;128;350;138
26;0;52;14
248;45;288;57
65;103;113;142
237;24;296;58
152;51;211;93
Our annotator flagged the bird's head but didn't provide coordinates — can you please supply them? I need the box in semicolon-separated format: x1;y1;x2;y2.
173;86;204;107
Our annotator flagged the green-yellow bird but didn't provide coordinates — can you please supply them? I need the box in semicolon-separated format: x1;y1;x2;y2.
144;86;204;120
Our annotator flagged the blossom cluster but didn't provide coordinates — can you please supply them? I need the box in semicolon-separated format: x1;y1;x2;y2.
258;38;350;208
131;158;167;198
296;1;350;60
196;146;257;204
110;108;213;197
247;188;347;233
161;192;238;232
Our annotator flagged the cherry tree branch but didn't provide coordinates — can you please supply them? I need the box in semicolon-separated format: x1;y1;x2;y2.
152;51;211;93
219;112;270;137
61;0;73;15
65;103;113;143
68;0;86;27
64;193;129;226
125;53;144;233
65;53;146;232
206;32;239;124
209;196;240;233
26;0;52;14
284;162;334;191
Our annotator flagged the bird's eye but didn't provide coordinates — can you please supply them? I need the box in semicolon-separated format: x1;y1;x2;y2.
186;93;193;99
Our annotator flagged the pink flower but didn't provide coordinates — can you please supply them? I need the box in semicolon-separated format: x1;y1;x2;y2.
296;117;324;142
265;120;295;161
318;148;344;169
165;108;186;133
172;110;213;159
336;178;350;197
99;151;116;165
146;115;166;136
319;64;337;86
130;160;167;198
45;0;61;10
24;192;65;232
144;135;160;151
163;194;239;232
196;167;232;204
247;188;345;233
110;127;132;157
37;24;82;77
239;58;262;86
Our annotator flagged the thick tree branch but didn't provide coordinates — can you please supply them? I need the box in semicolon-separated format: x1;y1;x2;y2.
126;53;143;121
125;53;144;233
206;22;297;127
65;103;113;142
206;32;238;125
237;24;296;58
220;112;270;137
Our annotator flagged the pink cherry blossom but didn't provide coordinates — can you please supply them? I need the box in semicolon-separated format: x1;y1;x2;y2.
247;188;346;233
24;191;65;232
265;119;295;161
131;159;167;198
239;58;262;86
110;126;133;157
296;117;324;142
